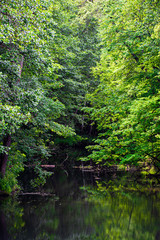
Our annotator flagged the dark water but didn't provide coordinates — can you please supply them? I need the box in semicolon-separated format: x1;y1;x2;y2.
0;169;160;240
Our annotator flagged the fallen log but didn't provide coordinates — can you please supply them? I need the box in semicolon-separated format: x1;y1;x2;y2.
41;165;55;168
19;192;54;196
25;164;56;168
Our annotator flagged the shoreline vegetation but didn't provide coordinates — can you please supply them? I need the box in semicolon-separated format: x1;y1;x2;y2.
0;165;160;197
0;0;160;193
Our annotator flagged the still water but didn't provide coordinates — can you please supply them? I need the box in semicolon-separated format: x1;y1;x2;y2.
0;169;160;240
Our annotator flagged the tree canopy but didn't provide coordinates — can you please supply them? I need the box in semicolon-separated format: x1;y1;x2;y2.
82;0;160;169
0;0;160;193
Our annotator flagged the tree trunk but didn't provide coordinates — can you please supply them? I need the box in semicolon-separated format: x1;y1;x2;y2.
0;134;11;178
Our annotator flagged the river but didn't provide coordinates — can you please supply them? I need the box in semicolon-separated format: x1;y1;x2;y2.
0;168;160;240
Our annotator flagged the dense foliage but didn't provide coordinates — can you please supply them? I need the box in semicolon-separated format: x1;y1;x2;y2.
0;0;75;191
82;0;160;170
0;0;160;192
0;0;100;192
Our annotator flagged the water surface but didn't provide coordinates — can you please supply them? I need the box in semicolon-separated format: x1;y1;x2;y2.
0;169;160;240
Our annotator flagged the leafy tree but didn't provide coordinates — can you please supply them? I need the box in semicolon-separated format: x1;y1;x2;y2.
50;0;101;131
82;0;160;169
0;0;75;191
0;0;102;192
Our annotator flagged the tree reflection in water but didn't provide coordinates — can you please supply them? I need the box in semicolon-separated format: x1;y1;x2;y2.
0;172;160;240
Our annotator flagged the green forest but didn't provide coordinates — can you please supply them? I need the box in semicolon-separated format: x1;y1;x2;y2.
0;0;160;193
